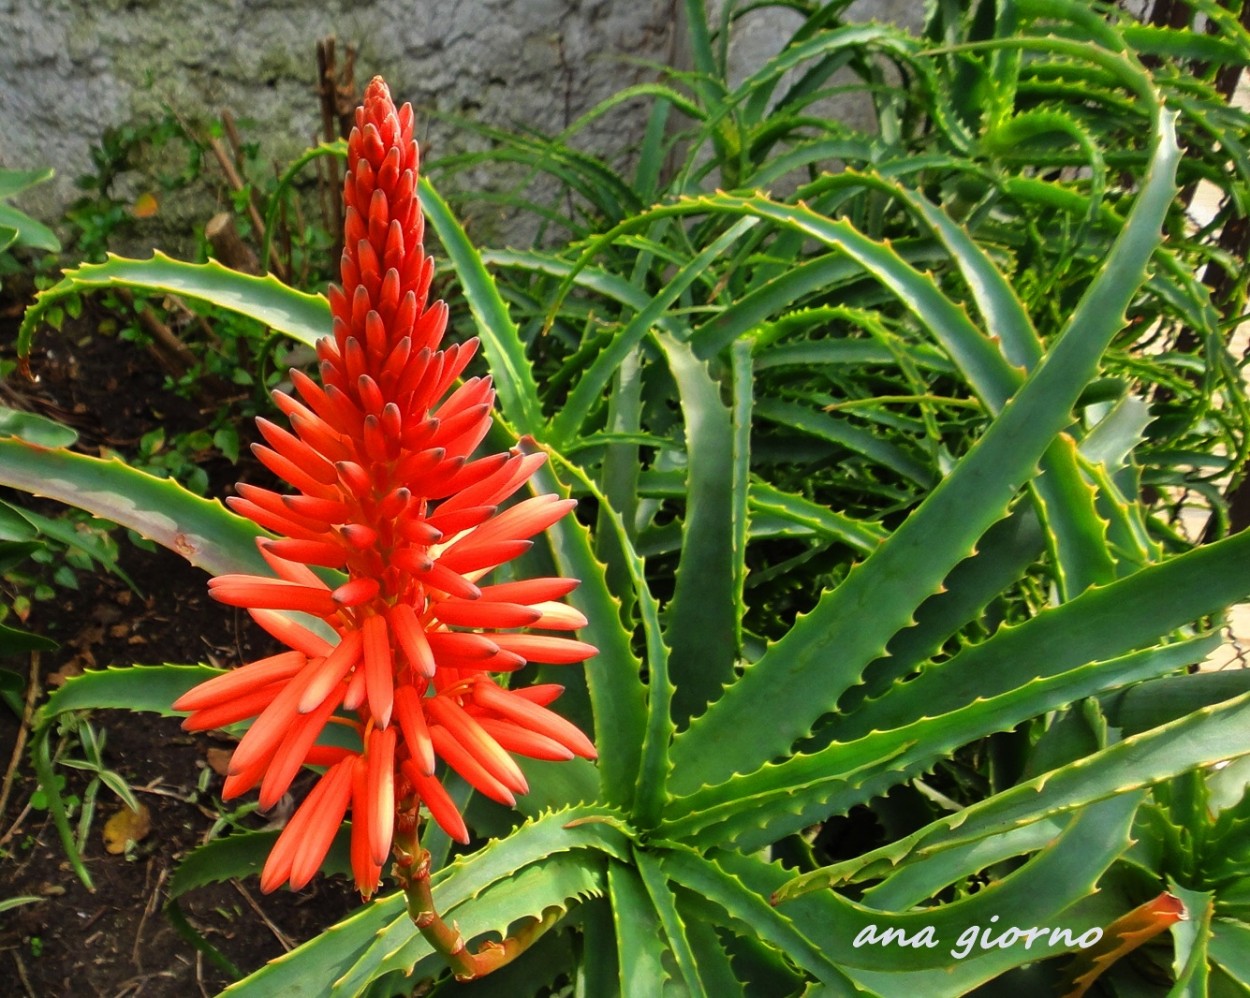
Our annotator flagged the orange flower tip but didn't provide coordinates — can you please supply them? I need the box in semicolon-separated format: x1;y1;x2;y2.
340;524;379;549
259;867;287;895
333;577;381;606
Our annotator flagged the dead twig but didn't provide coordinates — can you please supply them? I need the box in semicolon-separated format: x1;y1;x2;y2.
10;950;37;998
112;288;198;380
0;651;42;840
207;133;288;281
231;878;295;952
204;213;259;275
131;861;169;973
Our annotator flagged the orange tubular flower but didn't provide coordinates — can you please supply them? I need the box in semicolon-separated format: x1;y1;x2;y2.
174;77;596;898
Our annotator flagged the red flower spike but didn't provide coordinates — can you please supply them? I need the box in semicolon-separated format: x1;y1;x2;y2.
175;76;596;897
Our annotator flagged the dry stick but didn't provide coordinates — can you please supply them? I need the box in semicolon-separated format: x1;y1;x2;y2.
205;212;260;274
112;288;197;380
335;43;358;139
10;951;36;998
271;161;297;285
222;108;270;247
195;950;210;998
0;651;42;833
0;650;40;816
232;879;295;951
131;861;168;972
207;134;288;281
220;109;248;174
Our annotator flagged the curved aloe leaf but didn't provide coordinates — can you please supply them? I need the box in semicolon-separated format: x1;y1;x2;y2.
608;861;669;995
661;636;1209;850
549;216;759;445
527;450;648;812
37;663;221;723
0;441;267;577
838;514;1250;741
330;852;605;996
655;332;736;727
779;687;1250;900
18;253;330;358
224;803;628;997
419;177;545;435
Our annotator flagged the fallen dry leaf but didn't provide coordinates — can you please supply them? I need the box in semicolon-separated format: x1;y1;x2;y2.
132;192;159;218
46;658;87;688
205;747;233;777
102;803;152;855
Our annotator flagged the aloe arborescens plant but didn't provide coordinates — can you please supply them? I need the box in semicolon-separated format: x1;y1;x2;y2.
7;4;1250;994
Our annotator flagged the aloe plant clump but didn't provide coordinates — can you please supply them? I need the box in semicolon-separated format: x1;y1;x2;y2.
5;2;1250;994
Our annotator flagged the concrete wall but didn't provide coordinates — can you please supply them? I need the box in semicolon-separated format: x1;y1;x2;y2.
0;0;919;244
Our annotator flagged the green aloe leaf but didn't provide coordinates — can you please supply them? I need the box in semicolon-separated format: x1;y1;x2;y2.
756;396;935;487
1108;669;1250;736
690;242;948;359
0;622;56;656
225;803;628;997
635;848;704;994
0;166;54;199
885;180;1117;595
549;216;758;445
0;442;268;577
37;664;221;723
0;189;60;253
837;513;1250;742
655;332;736;727
0;405;78;448
608;860;670;996
420;177;544;435
330;851;606;996
528;450;649;812
18;252;330;358
779;687;1250;899
656;847;862;994
170;827;354;899
662;636;1208;850
1208;918;1250;985
748;481;886;554
725;795;1136;993
1167;882;1214;995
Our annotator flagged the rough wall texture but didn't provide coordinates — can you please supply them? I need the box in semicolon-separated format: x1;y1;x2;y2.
0;0;916;242
1;0;673;229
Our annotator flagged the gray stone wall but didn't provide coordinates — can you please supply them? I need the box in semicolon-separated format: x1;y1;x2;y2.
1;0;675;232
0;0;915;243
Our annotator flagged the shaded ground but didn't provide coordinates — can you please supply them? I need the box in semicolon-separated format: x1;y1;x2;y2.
0;300;362;996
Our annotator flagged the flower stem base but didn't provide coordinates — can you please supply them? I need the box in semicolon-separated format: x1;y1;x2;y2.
394;832;559;981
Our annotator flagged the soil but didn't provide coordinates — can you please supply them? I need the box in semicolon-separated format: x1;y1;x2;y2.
0;297;363;997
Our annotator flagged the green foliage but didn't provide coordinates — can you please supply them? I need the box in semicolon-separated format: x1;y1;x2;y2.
0;168;60;260
4;1;1250;994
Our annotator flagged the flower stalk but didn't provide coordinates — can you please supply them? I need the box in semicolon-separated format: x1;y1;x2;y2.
392;817;562;980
